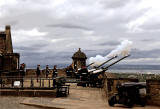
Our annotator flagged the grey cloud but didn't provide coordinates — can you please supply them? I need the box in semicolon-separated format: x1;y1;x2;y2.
130;49;160;59
4;20;19;26
101;0;130;9
85;49;112;58
140;39;152;42
46;23;91;31
98;41;119;46
0;0;160;66
13;40;49;53
140;23;160;31
21;51;73;67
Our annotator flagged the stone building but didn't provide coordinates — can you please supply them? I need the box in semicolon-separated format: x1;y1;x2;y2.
0;25;19;75
0;25;13;53
71;48;87;71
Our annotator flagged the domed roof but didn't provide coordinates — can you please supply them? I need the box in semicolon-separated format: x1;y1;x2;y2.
72;48;87;59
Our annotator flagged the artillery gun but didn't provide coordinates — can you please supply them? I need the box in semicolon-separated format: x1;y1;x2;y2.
76;55;129;87
77;56;118;80
75;62;94;79
108;82;146;107
89;55;130;87
91;55;130;74
77;56;118;87
88;56;117;73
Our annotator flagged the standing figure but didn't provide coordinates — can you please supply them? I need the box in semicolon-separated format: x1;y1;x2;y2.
36;65;40;82
45;65;49;78
20;63;25;77
20;64;23;77
52;65;58;78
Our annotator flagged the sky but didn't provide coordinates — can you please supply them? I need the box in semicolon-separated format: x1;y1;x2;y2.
0;0;160;68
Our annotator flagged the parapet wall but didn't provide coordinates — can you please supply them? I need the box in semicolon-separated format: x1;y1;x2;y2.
25;69;66;77
146;79;160;106
0;89;56;97
104;77;160;106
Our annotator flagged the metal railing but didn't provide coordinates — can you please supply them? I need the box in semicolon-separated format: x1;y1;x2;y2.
0;76;57;90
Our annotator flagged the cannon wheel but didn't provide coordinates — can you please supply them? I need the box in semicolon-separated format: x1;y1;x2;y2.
108;96;116;106
140;97;146;107
125;98;134;108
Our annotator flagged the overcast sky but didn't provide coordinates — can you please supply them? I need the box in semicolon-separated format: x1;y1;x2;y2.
0;0;160;68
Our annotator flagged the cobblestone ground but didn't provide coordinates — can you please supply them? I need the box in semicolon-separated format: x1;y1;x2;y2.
0;84;160;109
0;96;41;109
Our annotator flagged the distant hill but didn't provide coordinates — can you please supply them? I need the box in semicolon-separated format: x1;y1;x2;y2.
26;64;160;70
109;64;160;70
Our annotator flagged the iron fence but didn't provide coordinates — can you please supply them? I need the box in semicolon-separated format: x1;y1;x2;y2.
0;76;57;89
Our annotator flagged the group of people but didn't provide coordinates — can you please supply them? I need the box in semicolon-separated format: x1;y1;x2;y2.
36;65;58;82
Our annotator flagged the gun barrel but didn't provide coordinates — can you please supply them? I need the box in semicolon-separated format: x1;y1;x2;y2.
88;56;118;73
96;56;118;68
104;55;130;70
86;62;94;67
90;55;130;75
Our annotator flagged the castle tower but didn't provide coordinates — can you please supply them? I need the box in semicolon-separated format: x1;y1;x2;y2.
5;25;13;53
0;25;19;74
72;48;87;71
0;25;13;53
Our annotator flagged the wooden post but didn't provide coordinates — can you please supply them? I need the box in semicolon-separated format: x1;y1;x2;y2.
30;77;34;88
1;78;3;88
40;78;41;87
68;86;69;95
49;78;50;88
21;77;24;88
42;79;44;87
11;79;14;88
53;78;56;88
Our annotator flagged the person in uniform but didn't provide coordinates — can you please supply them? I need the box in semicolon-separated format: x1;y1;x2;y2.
20;63;25;77
20;64;23;76
36;65;40;82
52;65;58;78
45;65;49;78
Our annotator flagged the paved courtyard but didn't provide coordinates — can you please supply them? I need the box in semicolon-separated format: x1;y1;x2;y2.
0;84;160;109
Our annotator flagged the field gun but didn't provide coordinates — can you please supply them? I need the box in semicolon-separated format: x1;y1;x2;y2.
76;56;118;87
75;62;94;79
88;56;117;73
78;56;118;78
108;82;146;107
90;55;130;87
92;55;130;74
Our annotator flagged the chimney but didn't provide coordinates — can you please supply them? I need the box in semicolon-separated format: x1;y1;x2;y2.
5;25;13;53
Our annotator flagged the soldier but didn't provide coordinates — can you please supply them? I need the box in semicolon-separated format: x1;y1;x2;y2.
20;63;25;77
52;65;58;78
45;65;49;78
36;65;40;82
20;64;23;76
66;65;73;77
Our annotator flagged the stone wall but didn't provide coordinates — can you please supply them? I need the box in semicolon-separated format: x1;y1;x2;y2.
0;89;56;97
146;79;160;106
25;69;66;77
0;25;13;53
0;33;6;53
